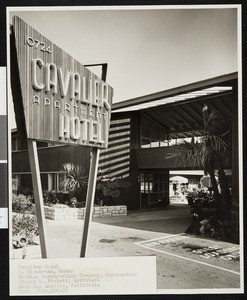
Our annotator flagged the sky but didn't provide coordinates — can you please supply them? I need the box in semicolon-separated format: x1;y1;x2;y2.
8;6;239;128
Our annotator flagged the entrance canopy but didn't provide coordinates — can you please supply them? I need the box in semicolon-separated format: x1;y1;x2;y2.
113;73;237;140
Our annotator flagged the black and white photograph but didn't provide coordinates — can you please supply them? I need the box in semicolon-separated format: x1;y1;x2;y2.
7;5;243;296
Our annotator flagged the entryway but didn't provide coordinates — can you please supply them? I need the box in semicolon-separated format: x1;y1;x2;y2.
140;171;169;208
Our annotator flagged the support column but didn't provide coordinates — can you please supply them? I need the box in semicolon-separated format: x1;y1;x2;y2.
80;147;100;257
28;139;48;258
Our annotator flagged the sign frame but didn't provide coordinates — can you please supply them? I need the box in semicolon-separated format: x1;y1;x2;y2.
10;16;113;258
12;15;113;149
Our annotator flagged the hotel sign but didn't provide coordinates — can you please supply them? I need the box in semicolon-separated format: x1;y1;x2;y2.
12;16;113;148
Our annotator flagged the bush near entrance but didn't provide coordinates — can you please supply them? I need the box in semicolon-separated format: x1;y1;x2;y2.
95;170;131;206
59;163;131;207
186;189;239;244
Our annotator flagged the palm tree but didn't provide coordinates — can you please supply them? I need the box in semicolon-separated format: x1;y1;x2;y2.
60;163;88;201
178;106;231;223
203;110;231;221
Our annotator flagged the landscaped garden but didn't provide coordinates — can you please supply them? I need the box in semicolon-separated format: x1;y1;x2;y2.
170;106;239;244
184;187;238;243
12;193;38;249
12;165;131;249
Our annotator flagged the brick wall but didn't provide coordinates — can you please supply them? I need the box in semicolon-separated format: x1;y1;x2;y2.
44;205;127;220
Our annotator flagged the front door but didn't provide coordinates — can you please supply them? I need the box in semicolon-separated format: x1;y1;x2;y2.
140;171;169;208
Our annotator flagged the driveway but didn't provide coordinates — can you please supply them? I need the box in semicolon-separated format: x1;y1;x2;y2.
15;203;241;290
93;203;191;234
44;203;240;290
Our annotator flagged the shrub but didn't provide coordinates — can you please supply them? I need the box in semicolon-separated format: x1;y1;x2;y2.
75;201;86;208
18;186;33;197
43;191;70;206
43;190;59;206
186;189;216;208
12;194;38;245
12;194;35;215
95;172;131;206
12;214;38;244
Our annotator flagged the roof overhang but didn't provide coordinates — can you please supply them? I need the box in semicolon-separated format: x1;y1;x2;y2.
112;72;237;112
112;72;237;137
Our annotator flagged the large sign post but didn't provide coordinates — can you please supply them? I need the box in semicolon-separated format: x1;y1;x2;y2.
11;16;113;258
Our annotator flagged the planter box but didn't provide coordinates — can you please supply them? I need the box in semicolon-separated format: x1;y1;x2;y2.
44;205;127;220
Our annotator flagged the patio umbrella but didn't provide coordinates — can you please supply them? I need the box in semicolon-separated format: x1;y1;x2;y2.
169;176;188;184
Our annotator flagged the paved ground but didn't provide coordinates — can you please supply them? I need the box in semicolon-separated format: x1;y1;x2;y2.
94;203;192;234
13;203;241;290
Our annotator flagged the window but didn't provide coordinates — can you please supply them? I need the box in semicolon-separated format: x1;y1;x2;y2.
41;174;48;190
48;173;66;191
140;171;169;208
141;115;169;148
168;135;204;146
141;114;204;148
12;136;18;151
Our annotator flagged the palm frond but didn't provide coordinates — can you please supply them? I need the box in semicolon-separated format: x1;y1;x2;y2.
60;163;88;192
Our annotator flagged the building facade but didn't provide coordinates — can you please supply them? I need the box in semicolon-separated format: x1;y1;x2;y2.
12;72;238;211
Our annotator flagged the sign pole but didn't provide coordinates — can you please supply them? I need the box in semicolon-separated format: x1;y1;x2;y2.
80;147;100;257
28;139;48;258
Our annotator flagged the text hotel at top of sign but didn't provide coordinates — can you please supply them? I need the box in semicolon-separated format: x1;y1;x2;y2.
31;58;112;145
